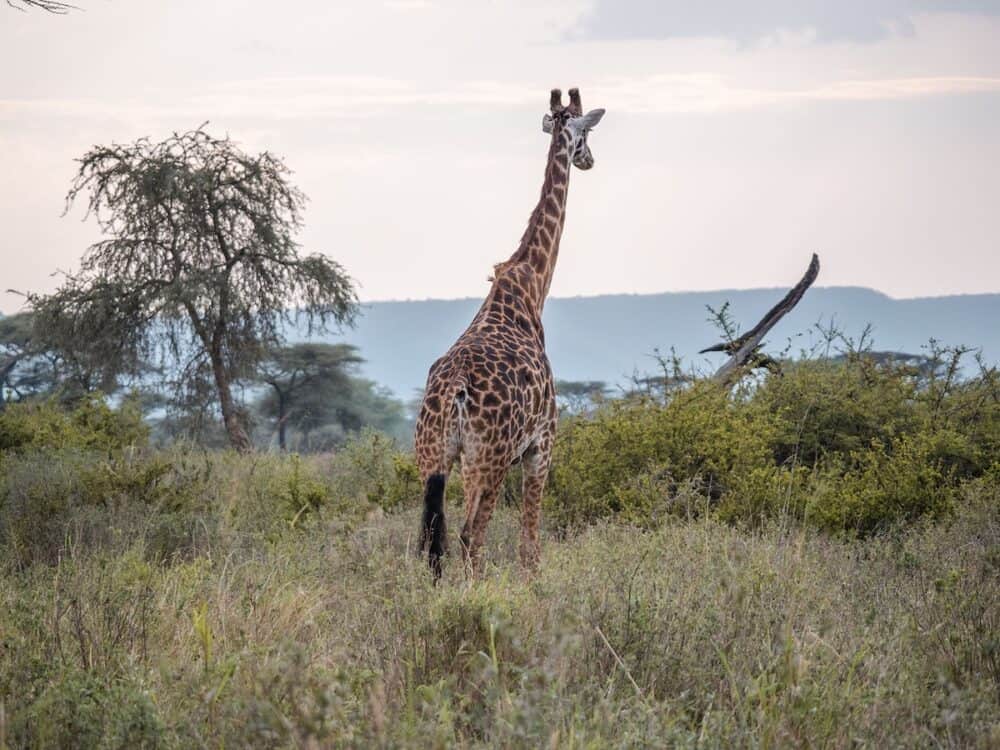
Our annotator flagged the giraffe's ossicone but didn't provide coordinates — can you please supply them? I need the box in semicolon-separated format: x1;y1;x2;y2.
415;87;605;579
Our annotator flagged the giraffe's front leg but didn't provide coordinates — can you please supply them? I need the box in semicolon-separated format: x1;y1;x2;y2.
519;440;552;574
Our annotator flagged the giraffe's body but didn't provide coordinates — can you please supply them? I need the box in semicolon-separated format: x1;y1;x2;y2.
416;88;604;577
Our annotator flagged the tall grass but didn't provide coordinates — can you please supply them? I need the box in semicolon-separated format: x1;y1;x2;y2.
1;447;997;748
1;352;998;747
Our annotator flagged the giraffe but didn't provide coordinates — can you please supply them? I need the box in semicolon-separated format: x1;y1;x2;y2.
415;87;605;579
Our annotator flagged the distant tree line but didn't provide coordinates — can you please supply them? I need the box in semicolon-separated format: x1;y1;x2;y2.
1;309;412;450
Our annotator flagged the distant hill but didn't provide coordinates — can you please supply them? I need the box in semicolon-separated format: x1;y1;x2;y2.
6;289;997;400
301;287;1000;399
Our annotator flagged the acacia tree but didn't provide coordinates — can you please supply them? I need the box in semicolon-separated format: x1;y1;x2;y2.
0;314;33;409
257;342;362;451
554;379;608;415
0;311;120;406
256;343;409;451
30;127;357;452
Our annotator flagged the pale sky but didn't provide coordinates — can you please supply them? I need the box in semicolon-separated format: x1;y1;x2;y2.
2;0;999;314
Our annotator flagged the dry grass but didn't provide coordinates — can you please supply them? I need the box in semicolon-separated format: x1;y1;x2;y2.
1;451;998;748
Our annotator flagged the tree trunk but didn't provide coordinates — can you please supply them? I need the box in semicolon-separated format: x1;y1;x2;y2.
209;343;252;454
0;357;18;411
278;391;288;451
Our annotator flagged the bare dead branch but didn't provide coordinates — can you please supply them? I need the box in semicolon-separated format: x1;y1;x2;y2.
6;0;79;12
702;253;820;384
595;626;646;702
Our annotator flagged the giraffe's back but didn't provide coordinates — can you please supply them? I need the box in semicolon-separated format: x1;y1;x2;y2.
415;319;556;477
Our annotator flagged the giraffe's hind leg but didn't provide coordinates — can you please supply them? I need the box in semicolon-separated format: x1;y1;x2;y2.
519;439;552;573
459;462;506;578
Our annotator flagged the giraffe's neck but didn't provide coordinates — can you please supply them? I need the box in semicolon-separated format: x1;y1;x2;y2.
505;128;573;313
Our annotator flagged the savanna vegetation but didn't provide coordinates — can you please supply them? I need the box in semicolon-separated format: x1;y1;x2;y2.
1;330;998;747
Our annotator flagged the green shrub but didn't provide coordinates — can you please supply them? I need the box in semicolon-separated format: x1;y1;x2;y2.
0;448;210;567
13;669;164;749
326;428;425;512
921;377;1000;479
0;395;147;455
806;431;959;534
716;464;814;527
227;446;408;538
0;451;90;567
756;354;1000;472
546;383;779;529
546;353;999;534
270;453;338;525
754;357;920;466
385;452;424;511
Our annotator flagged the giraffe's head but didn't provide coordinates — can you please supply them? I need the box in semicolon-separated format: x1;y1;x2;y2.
542;88;605;170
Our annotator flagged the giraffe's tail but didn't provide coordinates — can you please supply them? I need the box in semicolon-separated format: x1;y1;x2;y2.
417;351;470;581
421;473;447;581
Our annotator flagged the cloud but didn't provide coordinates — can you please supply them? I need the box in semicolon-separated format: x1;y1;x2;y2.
0;78;540;127
591;74;1000;114
573;0;1000;43
3;72;997;128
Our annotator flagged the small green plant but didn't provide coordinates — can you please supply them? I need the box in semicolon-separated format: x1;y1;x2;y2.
192;601;213;673
277;454;333;526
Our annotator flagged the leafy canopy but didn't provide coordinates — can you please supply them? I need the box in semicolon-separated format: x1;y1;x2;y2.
29;126;358;450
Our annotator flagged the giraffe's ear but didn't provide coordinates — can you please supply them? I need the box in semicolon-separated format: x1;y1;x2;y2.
577;108;605;131
542;113;554;134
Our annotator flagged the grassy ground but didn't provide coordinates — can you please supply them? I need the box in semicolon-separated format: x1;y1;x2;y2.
1;452;998;748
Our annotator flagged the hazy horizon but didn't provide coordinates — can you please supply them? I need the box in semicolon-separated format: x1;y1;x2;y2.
7;282;999;318
313;287;1000;398
346;283;1000;306
3;1;999;314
